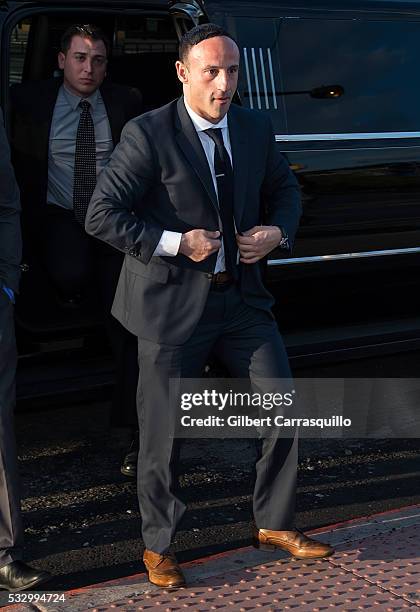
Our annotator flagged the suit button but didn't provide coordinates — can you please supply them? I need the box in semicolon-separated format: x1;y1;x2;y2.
205;273;213;279
128;248;136;256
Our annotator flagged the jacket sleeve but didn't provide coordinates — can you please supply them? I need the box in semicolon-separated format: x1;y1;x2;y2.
260;116;302;250
85;118;163;264
0;108;22;292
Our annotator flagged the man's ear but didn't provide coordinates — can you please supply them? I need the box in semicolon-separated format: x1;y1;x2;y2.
58;51;65;70
175;60;188;84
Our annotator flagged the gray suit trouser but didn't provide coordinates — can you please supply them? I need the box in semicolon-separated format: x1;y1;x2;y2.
136;284;298;554
0;291;23;567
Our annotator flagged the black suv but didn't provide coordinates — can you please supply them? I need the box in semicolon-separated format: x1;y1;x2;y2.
2;0;420;399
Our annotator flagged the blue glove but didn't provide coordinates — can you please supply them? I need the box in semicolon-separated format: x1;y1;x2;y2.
2;285;15;303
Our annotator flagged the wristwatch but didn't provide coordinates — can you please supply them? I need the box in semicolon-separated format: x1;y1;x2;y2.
277;226;290;250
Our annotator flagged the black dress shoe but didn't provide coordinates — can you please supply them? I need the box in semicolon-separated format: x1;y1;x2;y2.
120;432;139;478
0;561;51;592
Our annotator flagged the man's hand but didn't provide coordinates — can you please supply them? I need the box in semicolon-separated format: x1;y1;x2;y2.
179;229;221;262
236;226;282;264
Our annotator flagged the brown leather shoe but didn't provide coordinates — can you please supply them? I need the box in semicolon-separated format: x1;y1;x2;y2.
143;549;186;588
252;527;334;559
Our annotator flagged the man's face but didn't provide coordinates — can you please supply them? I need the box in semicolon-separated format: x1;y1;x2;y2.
176;36;239;123
58;35;107;97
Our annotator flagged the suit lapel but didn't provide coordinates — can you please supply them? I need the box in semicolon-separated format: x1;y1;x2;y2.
101;81;124;146
228;106;249;231
175;97;219;215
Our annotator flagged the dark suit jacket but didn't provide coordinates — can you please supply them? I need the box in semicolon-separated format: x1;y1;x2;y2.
10;77;142;226
0;108;21;293
86;97;301;345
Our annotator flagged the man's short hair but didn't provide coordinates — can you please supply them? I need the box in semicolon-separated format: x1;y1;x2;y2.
179;23;238;63
60;24;110;56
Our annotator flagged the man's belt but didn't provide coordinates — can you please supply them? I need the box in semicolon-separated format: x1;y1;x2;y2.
210;271;234;287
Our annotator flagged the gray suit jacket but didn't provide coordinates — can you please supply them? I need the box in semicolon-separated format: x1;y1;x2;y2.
86;97;301;345
0;108;21;293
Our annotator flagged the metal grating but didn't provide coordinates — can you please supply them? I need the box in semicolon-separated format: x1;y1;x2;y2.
92;553;418;610
7;508;419;611
331;523;420;606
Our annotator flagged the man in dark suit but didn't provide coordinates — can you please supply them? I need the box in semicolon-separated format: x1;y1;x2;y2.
0;107;51;591
86;24;334;588
10;24;141;472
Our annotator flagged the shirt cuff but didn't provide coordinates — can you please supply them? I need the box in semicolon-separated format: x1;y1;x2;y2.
152;231;182;257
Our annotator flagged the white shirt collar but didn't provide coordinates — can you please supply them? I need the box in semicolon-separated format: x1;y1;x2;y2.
184;96;228;132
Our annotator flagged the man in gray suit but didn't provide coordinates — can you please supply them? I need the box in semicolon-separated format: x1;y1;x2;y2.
86;24;333;588
0;108;51;591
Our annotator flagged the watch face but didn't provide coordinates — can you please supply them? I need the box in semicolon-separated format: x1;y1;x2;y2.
278;227;289;249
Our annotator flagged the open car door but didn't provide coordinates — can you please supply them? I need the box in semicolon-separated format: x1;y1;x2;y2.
169;0;207;38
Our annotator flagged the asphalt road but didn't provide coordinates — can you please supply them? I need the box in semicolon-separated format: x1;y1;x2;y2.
14;350;420;592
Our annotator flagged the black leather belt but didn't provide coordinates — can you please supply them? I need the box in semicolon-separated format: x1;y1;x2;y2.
210;271;235;288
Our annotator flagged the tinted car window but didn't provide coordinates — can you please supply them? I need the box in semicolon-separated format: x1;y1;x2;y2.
109;15;180;109
279;18;420;134
113;15;178;54
230;15;420;135
10;20;32;85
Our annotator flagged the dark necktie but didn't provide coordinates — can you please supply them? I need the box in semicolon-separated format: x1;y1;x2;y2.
204;128;238;277
73;99;96;225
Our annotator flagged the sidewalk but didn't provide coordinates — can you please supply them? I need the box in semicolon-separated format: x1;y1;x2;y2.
3;504;420;611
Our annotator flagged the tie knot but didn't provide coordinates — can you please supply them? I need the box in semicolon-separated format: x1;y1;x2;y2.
79;99;91;112
205;128;224;149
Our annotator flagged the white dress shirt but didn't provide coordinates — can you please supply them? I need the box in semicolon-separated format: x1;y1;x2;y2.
153;97;232;273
